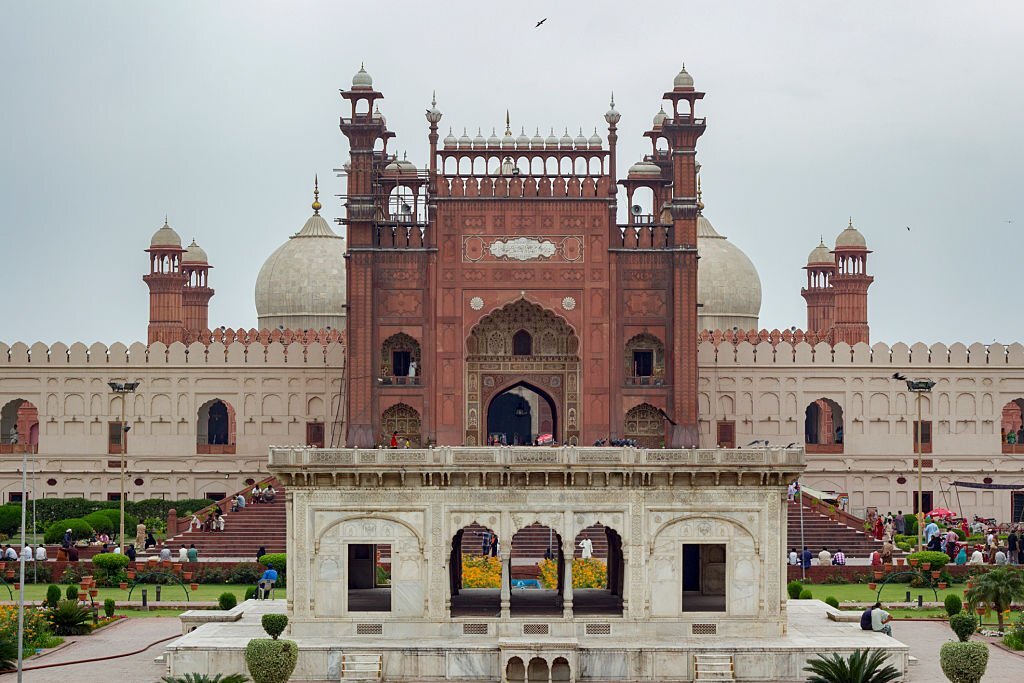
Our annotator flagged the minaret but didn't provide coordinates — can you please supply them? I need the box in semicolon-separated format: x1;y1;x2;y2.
658;64;706;447
830;218;873;345
144;219;188;345
182;238;214;338
801;238;835;334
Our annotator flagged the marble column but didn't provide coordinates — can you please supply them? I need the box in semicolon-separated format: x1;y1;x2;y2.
562;543;574;618
500;550;511;619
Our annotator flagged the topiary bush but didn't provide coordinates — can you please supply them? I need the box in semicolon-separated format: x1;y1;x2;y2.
245;586;258;601
244;638;298;683
92;552;131;586
45;584;62;609
945;593;963;617
92;508;139;535
218;592;238;611
907;550;953;568
261;614;288;639
0;505;23;536
939;641;989;683
824;596;840;609
44;518;93;544
799;589;813;599
103;598;116;618
65;584;78;601
787;580;804;599
82;511;114;536
950;612;977;642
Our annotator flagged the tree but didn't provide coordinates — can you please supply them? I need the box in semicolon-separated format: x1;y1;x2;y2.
803;649;902;683
964;567;1024;630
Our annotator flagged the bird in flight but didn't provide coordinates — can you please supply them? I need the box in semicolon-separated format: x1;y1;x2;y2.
906;226;911;231
892;372;907;381
536;18;547;27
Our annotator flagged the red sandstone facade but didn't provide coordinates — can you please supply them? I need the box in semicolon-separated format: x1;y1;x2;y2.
341;70;706;448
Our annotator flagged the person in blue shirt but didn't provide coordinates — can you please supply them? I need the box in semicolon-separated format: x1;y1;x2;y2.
801;546;812;569
259;567;279;599
923;519;940;543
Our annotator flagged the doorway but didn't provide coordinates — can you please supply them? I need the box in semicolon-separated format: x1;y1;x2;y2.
486;383;556;446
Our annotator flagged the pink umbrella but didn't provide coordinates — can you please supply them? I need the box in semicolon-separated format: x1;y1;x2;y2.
536;433;554;445
927;508;955;518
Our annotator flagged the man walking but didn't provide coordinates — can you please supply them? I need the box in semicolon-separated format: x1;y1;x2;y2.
894;511;905;535
1008;528;1019;564
801;546;812;570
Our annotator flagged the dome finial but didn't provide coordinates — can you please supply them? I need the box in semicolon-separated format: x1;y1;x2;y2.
312;175;321;214
697;177;704;212
610;91;615;108
505;109;511;135
431;90;436;108
848;216;854;228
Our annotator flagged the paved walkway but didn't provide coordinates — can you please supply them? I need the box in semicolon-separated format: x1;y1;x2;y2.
896;620;1024;681
0;617;179;683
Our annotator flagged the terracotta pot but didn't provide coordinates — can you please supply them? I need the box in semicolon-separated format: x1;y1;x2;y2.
931;571;941;579
88;589;98;597
938;582;948;589
868;583;877;590
126;571;136;579
921;563;931;571
874;571;884;580
119;582;128;590
77;591;87;601
909;559;919;566
977;606;987;615
896;558;905;566
13;583;19;589
172;563;182;574
190;583;199;591
183;573;192;581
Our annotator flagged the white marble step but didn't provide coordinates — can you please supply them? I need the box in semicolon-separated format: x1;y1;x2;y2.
694;653;735;681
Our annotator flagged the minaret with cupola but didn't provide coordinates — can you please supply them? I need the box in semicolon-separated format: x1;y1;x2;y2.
182;239;214;338
830;218;873;344
801;238;836;334
144;219;188;344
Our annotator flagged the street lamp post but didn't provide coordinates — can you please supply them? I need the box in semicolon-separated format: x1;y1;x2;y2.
108;382;139;554
904;378;935;552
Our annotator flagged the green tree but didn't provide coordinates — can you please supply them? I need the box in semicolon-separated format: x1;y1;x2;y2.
964;567;1024;630
803;649;902;683
161;675;249;683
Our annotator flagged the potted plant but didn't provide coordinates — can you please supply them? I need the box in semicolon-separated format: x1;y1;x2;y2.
78;590;88;601
183;572;193;581
868;582;877;590
896;558;905;566
88;588;98;598
931;570;941;579
873;571;884;580
126;570;136;580
828;504;837;520
190;583;199;591
119;582;128;590
939;582;948;589
909;558;919;567
4;569;13;579
921;562;931;572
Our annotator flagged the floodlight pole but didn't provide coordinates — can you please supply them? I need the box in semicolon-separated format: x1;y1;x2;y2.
16;431;27;682
902;378;934;553
109;382;138;554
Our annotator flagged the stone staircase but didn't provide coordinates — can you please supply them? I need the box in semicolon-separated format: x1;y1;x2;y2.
693;654;735;681
157;482;286;559
340;653;383;680
787;496;890;559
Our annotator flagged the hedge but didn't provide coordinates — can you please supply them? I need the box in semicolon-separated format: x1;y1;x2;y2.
30;497;213;532
92;553;130;573
82;511;114;536
261;554;286;575
907;550;953;567
44;519;93;544
93;508;139;533
0;505;22;536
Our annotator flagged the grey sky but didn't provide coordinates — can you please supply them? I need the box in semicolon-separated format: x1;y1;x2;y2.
2;1;1021;346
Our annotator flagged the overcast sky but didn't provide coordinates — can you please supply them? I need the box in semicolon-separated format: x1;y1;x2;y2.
2;1;1021;346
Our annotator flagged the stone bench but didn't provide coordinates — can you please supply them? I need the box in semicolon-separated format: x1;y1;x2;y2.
179;606;244;634
826;609;862;623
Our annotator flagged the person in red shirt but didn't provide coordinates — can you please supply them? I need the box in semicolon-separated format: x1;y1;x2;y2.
390;431;399;448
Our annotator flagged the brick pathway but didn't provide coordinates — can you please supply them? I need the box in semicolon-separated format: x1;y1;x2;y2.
896;620;1024;681
0;617;179;683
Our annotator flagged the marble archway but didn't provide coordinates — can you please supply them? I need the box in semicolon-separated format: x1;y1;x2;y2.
465;299;580;446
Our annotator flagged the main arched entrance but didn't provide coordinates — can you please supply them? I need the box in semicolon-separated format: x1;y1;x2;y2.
486;382;557;446
465;299;580;446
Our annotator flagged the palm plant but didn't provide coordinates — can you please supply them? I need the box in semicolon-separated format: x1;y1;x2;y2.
964;566;1024;630
0;638;17;671
48;599;92;636
161;674;250;683
804;649;901;683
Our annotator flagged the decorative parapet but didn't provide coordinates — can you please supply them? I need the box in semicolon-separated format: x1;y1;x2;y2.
698;339;1024;366
0;339;345;366
267;445;804;488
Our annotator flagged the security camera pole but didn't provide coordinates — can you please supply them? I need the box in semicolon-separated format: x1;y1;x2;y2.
108;381;139;554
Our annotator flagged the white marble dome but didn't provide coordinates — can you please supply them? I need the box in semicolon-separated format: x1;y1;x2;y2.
150;220;182;248
627;160;662;177
807;239;833;265
697;213;762;332
255;204;346;332
352;64;373;90
674;64;694;90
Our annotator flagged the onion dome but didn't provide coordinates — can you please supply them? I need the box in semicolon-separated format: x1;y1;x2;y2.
516;127;530;148
673;63;694;90
559;128;573;148
255;184;346;332
574;128;588;149
627;160;662;177
352;64;373;90
150;219;182;248
383;152;418;176
531;127;544;148
487;127;500;148
835;217;867;248
589;127;602;149
604;93;621;125
458;128;472;149
546;127;559;148
653;106;667;128
182;239;208;264
501;126;515;149
500;156;514;176
697;212;762;332
443;128;457;148
424;92;442;124
473;128;486;147
807;239;833;265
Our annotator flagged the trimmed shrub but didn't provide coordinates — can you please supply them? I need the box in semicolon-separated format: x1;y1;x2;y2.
824;596;840;609
787;580;804;599
49;599;92;635
44;518;93;544
218;592;238;611
0;505;22;536
45;584;62;609
199;566;228;584
245;586;258;601
60;564;87;585
907;550;952;568
945;593;963;617
161;674;251;683
950;612;977;642
32;498;108;530
227;563;264;585
65;584;78;601
92;552;131;586
260;554;286;574
103;598;116;618
799;589;813;600
83;511;114;536
939;641;989;683
261;614;288;639
244;638;298;683
93;508;139;534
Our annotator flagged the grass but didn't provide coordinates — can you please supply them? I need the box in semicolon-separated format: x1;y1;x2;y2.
0;583;254;604
796;582;965;604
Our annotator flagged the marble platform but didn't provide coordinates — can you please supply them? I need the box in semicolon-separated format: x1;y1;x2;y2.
163;599;909;681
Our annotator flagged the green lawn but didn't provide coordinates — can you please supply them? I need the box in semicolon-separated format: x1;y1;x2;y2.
0;583;255;604
795;582;965;604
